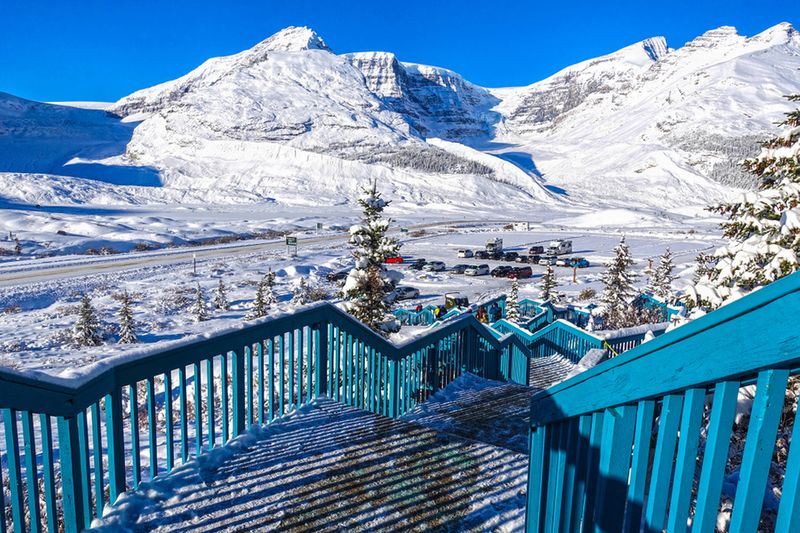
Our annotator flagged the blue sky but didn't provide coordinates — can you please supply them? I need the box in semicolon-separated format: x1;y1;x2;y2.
2;0;797;102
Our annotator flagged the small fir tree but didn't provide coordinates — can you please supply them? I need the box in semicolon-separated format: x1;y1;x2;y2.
505;279;521;323
540;266;559;302
653;247;676;302
601;236;638;329
247;271;276;320
213;278;230;311
687;95;800;311
117;291;138;344
73;295;101;347
14;238;21;255
291;277;310;306
190;284;208;323
643;258;657;294
343;182;401;334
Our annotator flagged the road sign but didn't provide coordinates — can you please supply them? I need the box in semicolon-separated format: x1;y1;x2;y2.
286;236;298;257
285;236;297;245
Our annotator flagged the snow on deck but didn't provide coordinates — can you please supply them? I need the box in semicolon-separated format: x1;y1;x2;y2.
92;381;530;532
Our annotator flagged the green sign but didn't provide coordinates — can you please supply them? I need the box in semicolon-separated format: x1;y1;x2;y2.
285;236;298;246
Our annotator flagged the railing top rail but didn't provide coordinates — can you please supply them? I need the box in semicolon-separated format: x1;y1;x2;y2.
0;300;531;417
596;322;671;341
530;270;800;427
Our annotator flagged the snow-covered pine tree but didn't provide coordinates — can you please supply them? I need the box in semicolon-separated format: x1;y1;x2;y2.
117;291;138;344
213;278;230;311
505;279;521;323
653;247;676;302
14;238;21;255
644;257;657;294
190;284;208;323
687;95;800;311
291;277;310;306
343;182;401;334
540;266;559;302
246;271;276;320
601;236;638;329
73;295;101;347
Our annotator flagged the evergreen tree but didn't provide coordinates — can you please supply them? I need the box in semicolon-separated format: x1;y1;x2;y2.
540;266;559;302
505;279;521;323
246;271;276;320
14;238;21;255
688;95;800;311
213;278;230;311
73;295;101;347
117;291;138;344
601;236;638;329
343;182;401;334
291;277;310;306
643;258;657;294
190;284;208;323
653;247;676;302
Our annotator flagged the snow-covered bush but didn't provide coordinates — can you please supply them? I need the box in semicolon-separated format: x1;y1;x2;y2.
190;284;208;323
246;271;277;320
291;277;310;306
343;182;401;334
540;266;560;302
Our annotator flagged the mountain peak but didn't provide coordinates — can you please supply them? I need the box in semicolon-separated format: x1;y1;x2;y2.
256;26;331;53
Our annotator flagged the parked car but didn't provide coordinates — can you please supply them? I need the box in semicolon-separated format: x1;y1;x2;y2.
423;261;446;272
465;264;490;276
474;250;489;259
529;246;545;255
503;251;519;262
508;266;533;279
572;257;589;268
556;258;569;267
529;254;542;264
538;256;558;266
384;256;404;264
450;264;470;274
490;251;505;260
394;286;420;300
408;258;427;270
326;269;350;282
491;265;514;278
457;249;473;258
515;255;530;263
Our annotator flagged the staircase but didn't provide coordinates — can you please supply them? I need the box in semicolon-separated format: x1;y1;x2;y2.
527;354;578;390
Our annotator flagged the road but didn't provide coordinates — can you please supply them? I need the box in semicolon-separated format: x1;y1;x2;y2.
0;220;475;288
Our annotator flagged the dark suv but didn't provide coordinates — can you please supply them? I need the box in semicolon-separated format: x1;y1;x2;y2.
491;265;514;278
474;250;489;259
503;251;519;262
508;266;533;279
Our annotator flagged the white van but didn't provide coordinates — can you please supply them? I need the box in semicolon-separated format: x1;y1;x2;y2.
547;240;573;256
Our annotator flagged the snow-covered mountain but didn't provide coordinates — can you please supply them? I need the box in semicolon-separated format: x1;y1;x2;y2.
2;23;799;214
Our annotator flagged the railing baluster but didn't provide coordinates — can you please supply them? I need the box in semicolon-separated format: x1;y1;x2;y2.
306;326;313;403
105;389;126;505
666;388;705;533
776;381;800;532
525;424;548;533
729;369;790;532
268;339;275;422
257;342;265;425
693;381;739;532
244;345;251;430
178;365;189;464
297;328;303;406
288;331;294;409
164;371;174;469
221;355;228;442
232;349;245;436
129;384;141;490
39;415;57;533
625;400;655;533
278;335;285;415
21;411;41;533
3;409;25;533
57;415;87;533
644;394;684;531
146;376;158;477
594;405;636;532
194;362;202;457
206;358;215;450
77;410;92;523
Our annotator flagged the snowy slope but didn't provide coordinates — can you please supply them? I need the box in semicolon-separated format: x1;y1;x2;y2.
2;23;799;221
488;23;800;208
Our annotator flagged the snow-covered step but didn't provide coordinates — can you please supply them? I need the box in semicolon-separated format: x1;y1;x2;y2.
528;354;579;390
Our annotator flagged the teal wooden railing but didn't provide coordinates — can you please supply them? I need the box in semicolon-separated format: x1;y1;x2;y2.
394;305;436;325
525;270;800;532
493;319;604;364
599;322;671;355
0;303;530;533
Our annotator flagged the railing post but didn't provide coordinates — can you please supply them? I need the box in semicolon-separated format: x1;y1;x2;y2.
430;342;440;394
57;415;87;533
389;360;399;418
105;389;126;505
315;323;328;396
232;348;245;436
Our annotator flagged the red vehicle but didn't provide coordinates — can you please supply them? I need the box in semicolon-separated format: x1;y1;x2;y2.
384;256;404;264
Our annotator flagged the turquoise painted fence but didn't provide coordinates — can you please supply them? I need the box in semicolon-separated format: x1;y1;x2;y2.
0;303;530;533
600;323;671;355
525;271;800;532
395;294;507;327
493;319;604;364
